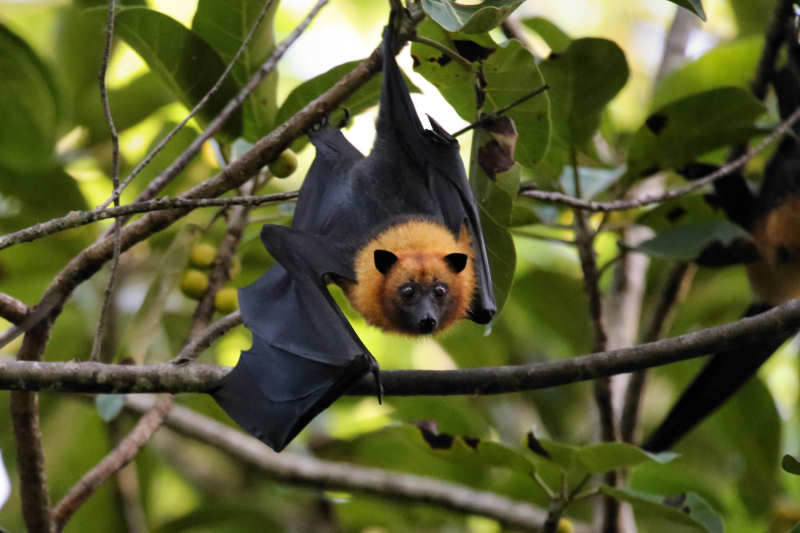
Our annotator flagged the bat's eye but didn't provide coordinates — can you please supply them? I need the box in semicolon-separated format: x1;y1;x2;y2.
399;284;415;300
433;284;447;299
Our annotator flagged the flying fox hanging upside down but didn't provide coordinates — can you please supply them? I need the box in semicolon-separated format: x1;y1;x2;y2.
643;46;800;452
211;12;497;452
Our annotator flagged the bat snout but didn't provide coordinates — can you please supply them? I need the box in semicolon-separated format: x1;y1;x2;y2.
418;316;437;334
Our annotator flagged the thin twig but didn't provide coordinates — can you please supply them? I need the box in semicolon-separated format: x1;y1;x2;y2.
51;395;173;531
100;0;278;209
619;263;695;443
411;35;473;70
0;192;297;250
91;0;121;362
518;105;800;211
171;311;242;365
452;84;549;137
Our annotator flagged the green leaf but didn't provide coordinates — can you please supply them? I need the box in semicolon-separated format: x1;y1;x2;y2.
421;0;524;33
0;22;60;174
114;7;242;139
637;195;725;232
625;88;765;181
482;40;551;170
782;454;800;475
653;36;763;110
729;0;774;35
635;220;748;261
192;0;278;140
521;16;571;53
275;60;419;151
668;0;707;21
575;442;677;474
602;487;723;532
95;394;125;422
0;167;88;227
533;38;628;185
560;166;625;199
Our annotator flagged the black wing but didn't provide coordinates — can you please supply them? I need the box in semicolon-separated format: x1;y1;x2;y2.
211;226;375;452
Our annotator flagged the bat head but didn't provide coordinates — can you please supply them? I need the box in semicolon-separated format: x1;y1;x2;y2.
373;249;469;334
346;219;477;335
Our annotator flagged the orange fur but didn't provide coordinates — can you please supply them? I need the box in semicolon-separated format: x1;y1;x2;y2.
344;219;476;334
747;198;800;304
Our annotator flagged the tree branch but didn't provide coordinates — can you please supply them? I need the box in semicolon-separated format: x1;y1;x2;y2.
0;293;29;324
122;395;587;533
91;0;122;363
518;105;800;212
11;321;54;533
2;299;798;395
0;192;297;251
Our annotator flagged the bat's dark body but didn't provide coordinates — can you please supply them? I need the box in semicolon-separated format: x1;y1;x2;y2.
211;20;496;451
643;48;800;452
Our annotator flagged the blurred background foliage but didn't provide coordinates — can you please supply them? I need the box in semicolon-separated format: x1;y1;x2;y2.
0;0;799;532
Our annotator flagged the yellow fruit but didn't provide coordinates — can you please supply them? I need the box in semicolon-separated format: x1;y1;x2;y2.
227;256;242;280
190;243;217;269
180;269;209;300
556;518;575;533
268;149;298;178
214;287;239;314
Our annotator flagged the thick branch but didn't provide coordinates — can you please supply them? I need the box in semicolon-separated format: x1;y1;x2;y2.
2;299;798;395
123;396;574;533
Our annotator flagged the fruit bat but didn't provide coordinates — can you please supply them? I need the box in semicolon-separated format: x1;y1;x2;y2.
642;46;800;452
211;16;497;452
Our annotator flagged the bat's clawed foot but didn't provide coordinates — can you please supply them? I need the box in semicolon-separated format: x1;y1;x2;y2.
369;356;384;404
336;108;351;129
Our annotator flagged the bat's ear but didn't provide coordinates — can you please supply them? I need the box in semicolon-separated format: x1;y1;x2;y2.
444;253;468;273
374;250;398;274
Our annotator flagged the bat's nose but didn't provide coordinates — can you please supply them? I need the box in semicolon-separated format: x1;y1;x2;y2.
418;317;437;334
